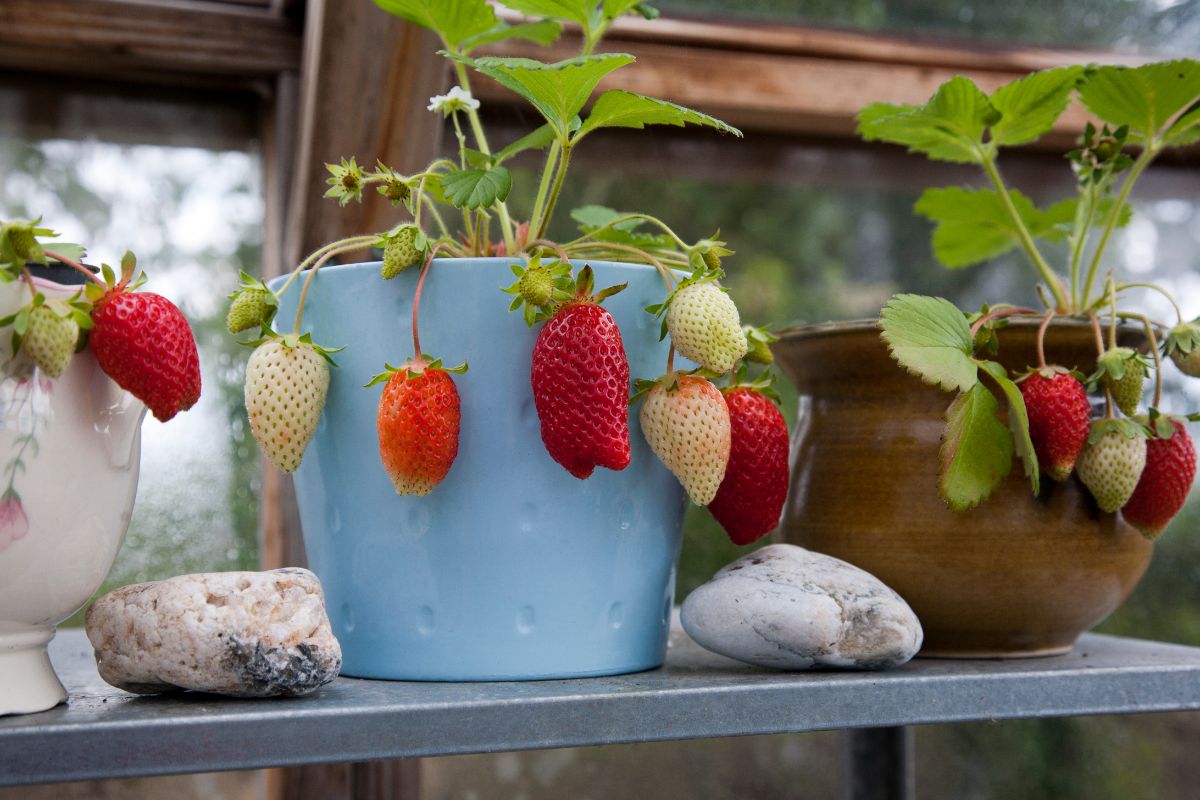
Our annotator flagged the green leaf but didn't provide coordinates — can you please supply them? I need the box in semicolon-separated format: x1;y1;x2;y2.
914;187;1074;268
453;52;634;135
603;0;645;17
977;359;1040;496
494;123;559;163
1164;99;1200;146
501;0;593;28
939;383;1014;511
571;204;637;231
989;66;1085;146
372;0;497;48
1079;60;1200;140
857;76;995;164
574;90;741;141
459;18;562;52
879;294;978;393
441;166;513;209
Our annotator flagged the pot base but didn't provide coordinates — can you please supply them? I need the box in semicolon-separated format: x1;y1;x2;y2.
0;625;68;716
918;644;1074;660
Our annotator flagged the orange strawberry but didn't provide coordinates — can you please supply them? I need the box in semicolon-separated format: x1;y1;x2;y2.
371;356;465;496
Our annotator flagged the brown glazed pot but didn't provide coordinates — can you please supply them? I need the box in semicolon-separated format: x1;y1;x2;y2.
773;318;1154;658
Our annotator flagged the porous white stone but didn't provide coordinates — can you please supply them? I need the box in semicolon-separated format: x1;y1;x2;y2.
680;544;922;670
85;568;341;697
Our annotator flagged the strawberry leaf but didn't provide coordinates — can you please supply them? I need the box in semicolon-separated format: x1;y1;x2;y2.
978;359;1040;496
1079;60;1200;143
574;90;741;142
494;123;560;164
989;66;1086;147
441;166;512;209
914;187;1074;269
372;0;498;49
857;76;995;164
458;18;562;52
939;383;1014;511
879;294;978;393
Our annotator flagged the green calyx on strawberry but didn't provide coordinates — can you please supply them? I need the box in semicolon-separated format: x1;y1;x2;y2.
707;367;789;545
373;162;414;208
530;264;631;479
502;254;574;325
635;370;731;505
686;234;733;271
369;354;467;497
0;293;92;378
1015;365;1091;481
323;157;366;207
646;266;748;374
1075;417;1148;513
86;251;202;422
742;324;779;365
1088;346;1151;417
1164;320;1200;378
0;217;85;277
226;271;278;334
380;224;428;280
1122;409;1197;539
243;330;342;473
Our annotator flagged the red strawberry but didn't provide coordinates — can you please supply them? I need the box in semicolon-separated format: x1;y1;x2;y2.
1018;367;1091;481
1122;419;1196;539
530;266;630;479
90;284;201;423
373;357;464;496
707;385;790;545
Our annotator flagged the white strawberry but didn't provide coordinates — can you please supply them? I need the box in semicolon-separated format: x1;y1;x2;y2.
1075;419;1147;513
664;281;748;374
244;334;334;473
638;372;731;505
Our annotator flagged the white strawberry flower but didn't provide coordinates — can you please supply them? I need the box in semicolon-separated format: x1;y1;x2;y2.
427;86;480;116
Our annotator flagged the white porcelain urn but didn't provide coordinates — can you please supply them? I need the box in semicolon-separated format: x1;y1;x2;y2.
0;275;145;715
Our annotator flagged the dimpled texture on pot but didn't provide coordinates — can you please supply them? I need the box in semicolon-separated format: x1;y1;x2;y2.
271;259;686;680
772;319;1154;658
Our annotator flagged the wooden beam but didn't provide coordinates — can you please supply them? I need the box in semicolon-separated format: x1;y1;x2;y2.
0;0;302;86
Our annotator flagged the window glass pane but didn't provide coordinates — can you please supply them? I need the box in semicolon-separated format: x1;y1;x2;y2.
658;0;1200;53
0;125;263;605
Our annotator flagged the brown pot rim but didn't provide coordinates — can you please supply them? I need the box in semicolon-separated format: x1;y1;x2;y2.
774;314;1148;343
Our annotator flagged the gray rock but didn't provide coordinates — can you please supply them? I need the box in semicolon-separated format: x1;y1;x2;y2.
680;544;922;670
85;568;341;697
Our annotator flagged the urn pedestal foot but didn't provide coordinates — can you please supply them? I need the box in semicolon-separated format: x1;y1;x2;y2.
0;624;67;716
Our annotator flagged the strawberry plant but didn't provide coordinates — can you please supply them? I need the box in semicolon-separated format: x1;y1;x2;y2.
225;0;789;545
866;61;1200;536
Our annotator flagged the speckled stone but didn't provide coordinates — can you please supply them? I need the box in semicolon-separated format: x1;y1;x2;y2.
680;544;922;670
85;568;341;697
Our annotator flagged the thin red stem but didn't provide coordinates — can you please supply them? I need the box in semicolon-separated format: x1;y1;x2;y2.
666;344;675;374
411;243;448;357
1036;309;1055;369
42;250;105;287
1089;312;1113;419
19;266;37;298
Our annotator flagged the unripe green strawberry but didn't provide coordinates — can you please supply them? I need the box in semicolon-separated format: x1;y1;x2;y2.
244;337;330;473
382;226;421;279
665;282;748;374
1164;321;1200;378
226;288;276;334
518;263;555;308
5;224;39;262
22;305;78;378
638;373;731;505
1093;347;1147;417
1075;419;1147;513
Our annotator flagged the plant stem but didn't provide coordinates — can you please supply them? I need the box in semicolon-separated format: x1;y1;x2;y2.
1107;274;1118;351
967;306;1038;339
563;213;692;252
529;140;561;239
1081;145;1157;307
1117;282;1184;324
1067;184;1098;309
411;243;448;357
535;144;573;241
422;195;451;239
977;151;1068;310
292;243;368;333
1036;309;1055;369
1088;311;1114;418
452;60;516;251
530;238;570;263
19;266;37;297
276;236;377;300
667;344;675;374
567;242;679;290
42;250;105;287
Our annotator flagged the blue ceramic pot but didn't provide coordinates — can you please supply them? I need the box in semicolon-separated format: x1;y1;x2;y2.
271;259;687;680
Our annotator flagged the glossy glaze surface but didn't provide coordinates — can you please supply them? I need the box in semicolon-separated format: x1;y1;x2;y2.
0;278;144;714
774;319;1154;657
272;259;686;680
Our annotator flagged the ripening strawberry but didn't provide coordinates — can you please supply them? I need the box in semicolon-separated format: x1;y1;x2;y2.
531;266;631;479
639;373;731;505
244;336;330;473
381;225;422;279
373;357;463;496
1122;419;1196;539
1075;419;1147;513
707;386;789;545
90;287;201;422
22;304;79;378
664;281;748;374
1018;367;1091;481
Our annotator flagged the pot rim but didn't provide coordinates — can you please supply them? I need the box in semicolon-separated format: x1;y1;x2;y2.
774;314;1147;342
270;256;670;282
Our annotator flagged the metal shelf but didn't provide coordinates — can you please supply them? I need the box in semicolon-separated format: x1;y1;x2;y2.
4;626;1200;787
